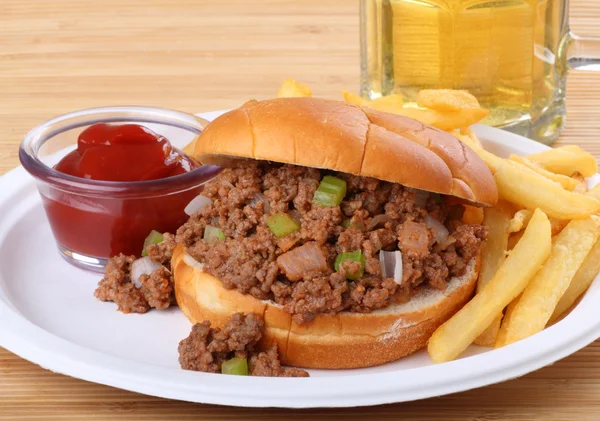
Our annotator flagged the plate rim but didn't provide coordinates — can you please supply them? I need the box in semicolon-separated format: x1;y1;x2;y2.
1;116;599;408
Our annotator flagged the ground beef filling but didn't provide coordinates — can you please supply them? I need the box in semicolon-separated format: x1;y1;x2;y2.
177;162;487;324
94;234;177;313
178;312;309;377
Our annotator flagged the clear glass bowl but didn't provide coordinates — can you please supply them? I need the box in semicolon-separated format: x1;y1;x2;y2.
19;106;221;272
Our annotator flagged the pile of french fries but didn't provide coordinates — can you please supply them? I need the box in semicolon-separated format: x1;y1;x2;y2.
428;141;600;363
277;79;600;363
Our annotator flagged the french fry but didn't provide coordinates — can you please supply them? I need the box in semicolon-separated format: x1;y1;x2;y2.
497;217;600;347
427;209;551;363
507;230;524;251
495;293;522;348
341;91;404;114
550;239;600;323
277;78;312;98
473;206;511;347
468;145;505;173
390;107;489;131
369;95;405;113
460;128;483;148
416;89;480;111
462;205;484;225
508;209;533;233
550;218;569;236
494;160;600;220
341;90;365;106
526;145;598;177
509;155;579;191
509;186;600;235
452;128;483;150
476;314;503;348
342;90;487;129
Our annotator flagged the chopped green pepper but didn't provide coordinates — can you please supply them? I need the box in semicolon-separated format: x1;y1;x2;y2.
334;250;366;280
204;226;225;243
141;230;163;257
313;175;347;207
267;213;300;238
221;357;248;375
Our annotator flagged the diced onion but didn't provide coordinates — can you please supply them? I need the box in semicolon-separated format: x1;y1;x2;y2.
368;214;391;230
379;250;403;285
397;221;430;255
424;215;449;245
131;257;163;288
250;193;270;213
414;190;430;208
184;194;213;216
183;253;205;271
288;210;302;224
276;242;328;281
221;180;234;188
437;235;456;250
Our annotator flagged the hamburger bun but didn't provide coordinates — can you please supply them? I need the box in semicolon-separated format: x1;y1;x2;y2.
173;245;480;369
193;97;497;206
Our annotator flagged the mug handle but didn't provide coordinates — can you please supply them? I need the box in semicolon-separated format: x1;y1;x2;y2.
563;33;600;71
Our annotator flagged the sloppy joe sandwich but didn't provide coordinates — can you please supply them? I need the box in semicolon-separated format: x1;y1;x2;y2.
173;97;498;369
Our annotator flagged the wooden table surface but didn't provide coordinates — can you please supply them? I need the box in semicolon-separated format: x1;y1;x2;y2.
2;0;600;419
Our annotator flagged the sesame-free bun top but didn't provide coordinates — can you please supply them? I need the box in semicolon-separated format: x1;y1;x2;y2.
194;97;498;206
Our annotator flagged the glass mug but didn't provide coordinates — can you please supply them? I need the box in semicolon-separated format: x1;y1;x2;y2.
360;0;600;144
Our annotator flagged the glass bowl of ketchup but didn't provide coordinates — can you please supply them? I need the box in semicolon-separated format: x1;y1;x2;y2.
19;107;221;272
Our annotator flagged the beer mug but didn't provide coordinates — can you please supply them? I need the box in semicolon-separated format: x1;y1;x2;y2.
360;0;600;144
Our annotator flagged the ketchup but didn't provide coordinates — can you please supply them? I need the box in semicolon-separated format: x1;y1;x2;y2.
45;123;200;258
55;123;196;181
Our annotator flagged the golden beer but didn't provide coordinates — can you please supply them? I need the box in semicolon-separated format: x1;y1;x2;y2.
360;0;571;144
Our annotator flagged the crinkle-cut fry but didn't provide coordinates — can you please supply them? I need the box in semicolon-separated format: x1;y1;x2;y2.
416;89;480;111
342;90;405;114
550;239;600;324
526;146;598;177
381;107;488;131
494;160;600;220
474;206;511;347
509;155;579;191
498;217;600;347
277;78;312;98
427;209;551;363
341;90;365;106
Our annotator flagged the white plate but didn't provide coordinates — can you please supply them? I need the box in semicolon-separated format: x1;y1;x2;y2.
1;112;599;408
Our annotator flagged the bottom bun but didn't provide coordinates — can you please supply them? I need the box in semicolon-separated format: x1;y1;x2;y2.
172;245;479;369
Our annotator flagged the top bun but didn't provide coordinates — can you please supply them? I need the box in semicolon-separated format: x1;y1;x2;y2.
193;97;498;206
